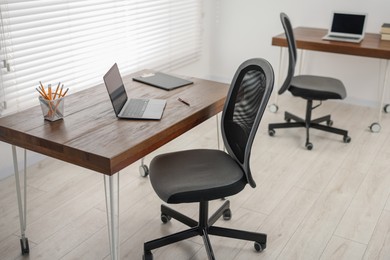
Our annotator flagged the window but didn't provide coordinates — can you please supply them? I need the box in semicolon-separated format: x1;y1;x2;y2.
0;0;202;116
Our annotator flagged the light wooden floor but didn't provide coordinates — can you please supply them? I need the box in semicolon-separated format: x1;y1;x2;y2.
1;94;390;260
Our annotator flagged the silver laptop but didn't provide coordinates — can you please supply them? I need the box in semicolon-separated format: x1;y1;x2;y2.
322;12;367;43
103;63;166;120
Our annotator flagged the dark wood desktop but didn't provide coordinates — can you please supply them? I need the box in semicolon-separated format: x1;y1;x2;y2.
272;27;390;59
0;71;228;175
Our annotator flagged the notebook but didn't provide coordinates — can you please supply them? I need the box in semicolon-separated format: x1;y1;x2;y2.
133;72;193;90
103;63;166;120
322;12;367;43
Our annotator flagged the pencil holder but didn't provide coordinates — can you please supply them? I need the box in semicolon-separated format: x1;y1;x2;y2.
39;96;65;121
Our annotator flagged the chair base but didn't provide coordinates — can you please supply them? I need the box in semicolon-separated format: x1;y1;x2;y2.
268;100;351;150
143;200;267;260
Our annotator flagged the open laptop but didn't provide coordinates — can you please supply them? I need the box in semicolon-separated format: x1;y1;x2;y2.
322;12;367;43
133;72;193;90
103;63;166;120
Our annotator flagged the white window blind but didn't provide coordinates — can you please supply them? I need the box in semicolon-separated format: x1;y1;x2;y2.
0;0;202;116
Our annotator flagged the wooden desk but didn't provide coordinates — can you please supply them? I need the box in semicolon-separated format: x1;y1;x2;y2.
0;71;228;259
272;27;390;59
271;27;390;132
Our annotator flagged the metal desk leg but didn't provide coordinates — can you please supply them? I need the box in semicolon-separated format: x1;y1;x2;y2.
269;48;305;113
216;113;222;151
12;145;29;255
104;174;120;260
269;47;284;113
370;59;390;133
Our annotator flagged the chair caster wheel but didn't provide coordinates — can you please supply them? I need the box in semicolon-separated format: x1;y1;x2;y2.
369;123;381;133
143;250;153;260
139;164;149;177
161;213;171;223
343;136;351;143
223;209;232;220
327;120;333;126
305;142;313;150
384;104;390;113
254;242;266;252
20;238;29;255
268;129;275;136
269;104;278;113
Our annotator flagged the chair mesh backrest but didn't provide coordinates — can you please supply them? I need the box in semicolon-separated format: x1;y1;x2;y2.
221;58;274;188
278;12;297;95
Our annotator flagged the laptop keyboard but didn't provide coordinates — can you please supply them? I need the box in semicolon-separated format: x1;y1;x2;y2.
328;35;360;40
124;99;149;117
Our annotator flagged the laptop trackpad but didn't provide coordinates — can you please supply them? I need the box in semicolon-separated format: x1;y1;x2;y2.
143;99;167;119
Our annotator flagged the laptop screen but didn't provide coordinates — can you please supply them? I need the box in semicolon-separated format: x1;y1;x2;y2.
103;63;128;115
331;13;366;35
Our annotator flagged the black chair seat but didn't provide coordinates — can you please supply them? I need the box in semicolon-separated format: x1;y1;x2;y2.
290;75;346;100
150;149;247;204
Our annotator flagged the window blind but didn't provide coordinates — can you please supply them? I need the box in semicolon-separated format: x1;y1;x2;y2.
0;0;202;116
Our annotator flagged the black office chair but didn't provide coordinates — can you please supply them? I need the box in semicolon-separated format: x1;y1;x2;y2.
143;58;274;260
268;13;351;150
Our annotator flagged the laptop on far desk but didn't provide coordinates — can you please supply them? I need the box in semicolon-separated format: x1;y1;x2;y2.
322;12;367;43
103;63;166;120
133;72;193;90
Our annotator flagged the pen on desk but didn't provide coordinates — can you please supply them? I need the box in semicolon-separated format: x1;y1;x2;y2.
178;97;190;106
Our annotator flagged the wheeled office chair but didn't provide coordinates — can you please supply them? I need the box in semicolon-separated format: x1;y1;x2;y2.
268;13;351;150
143;58;274;260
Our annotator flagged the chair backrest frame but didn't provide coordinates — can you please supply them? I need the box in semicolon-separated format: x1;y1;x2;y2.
278;12;297;95
221;58;274;188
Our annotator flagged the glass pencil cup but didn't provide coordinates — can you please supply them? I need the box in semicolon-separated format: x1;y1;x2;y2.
39;96;65;121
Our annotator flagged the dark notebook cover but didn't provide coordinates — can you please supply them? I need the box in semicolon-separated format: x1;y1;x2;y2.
133;72;193;90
